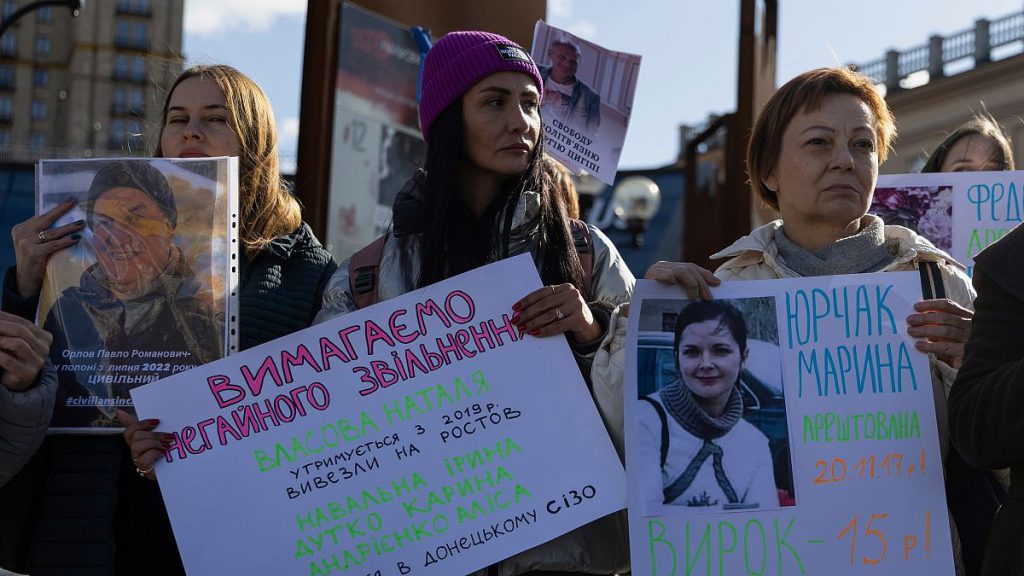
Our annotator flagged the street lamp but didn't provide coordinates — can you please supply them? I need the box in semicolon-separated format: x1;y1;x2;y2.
0;0;83;38
612;176;660;248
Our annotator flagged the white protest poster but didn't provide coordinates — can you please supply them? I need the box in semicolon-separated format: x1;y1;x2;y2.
625;273;954;575
530;21;641;185
131;254;626;576
875;170;1024;276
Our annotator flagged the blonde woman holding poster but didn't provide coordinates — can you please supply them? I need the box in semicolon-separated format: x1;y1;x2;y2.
0;65;336;575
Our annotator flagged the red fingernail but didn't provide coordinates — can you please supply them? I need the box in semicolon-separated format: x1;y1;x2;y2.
512;302;521;311
147;419;160;426
162;433;175;441
511;312;520;323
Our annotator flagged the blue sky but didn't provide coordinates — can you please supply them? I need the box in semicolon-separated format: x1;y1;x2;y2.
183;0;1024;172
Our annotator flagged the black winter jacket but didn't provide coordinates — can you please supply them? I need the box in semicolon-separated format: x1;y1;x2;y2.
949;223;1024;576
0;222;336;575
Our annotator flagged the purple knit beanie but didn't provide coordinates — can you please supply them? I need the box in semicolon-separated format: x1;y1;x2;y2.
418;31;543;143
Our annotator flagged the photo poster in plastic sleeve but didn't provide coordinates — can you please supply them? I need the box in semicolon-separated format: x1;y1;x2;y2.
36;157;238;432
625;273;954;575
875;170;1024;276
531;20;642;185
131;254;627;576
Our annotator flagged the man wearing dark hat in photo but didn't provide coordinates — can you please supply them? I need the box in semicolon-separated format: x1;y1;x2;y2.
43;160;222;428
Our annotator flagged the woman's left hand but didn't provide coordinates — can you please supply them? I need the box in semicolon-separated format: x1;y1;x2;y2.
117;409;171;481
513;284;601;344
906;299;973;368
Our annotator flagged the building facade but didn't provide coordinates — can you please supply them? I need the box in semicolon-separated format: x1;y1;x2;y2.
0;0;184;163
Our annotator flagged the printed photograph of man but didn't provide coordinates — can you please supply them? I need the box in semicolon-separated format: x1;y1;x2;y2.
540;38;601;133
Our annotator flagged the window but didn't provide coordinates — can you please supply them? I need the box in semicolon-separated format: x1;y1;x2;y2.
113;87;125;106
0;33;15;57
29;131;46;149
110;119;125;146
130;88;144;111
37;6;53;22
33;67;48;86
0;95;11;119
34;35;51;57
31;98;46;120
115;55;129;77
131;56;145;78
0;128;9;146
134;23;147;47
2;1;15;19
0;65;12;88
116;21;131;44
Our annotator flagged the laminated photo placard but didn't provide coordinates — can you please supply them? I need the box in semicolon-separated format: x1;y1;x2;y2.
37;157;238;432
625;273;954;575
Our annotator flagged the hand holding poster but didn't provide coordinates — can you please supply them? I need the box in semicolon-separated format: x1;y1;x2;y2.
531;21;641;185
37;157;238;432
131;254;626;576
625;273;954;575
874;170;1024;276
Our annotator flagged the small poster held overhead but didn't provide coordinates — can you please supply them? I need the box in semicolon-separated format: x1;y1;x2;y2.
625;273;955;575
874;170;1024;276
530;21;641;185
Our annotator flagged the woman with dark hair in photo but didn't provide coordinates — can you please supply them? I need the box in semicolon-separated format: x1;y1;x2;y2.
0;65;337;574
638;300;777;510
921;112;1014;174
316;31;634;576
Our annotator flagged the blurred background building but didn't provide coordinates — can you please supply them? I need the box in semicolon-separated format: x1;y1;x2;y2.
0;0;184;273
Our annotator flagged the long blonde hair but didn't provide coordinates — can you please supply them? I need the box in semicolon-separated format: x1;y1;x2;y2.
155;64;301;256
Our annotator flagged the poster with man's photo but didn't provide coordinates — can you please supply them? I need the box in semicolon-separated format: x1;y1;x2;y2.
530;21;641;185
625;273;955;575
36;157;238;432
875;170;1024;276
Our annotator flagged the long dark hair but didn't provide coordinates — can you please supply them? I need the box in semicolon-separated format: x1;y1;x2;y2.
415;100;588;297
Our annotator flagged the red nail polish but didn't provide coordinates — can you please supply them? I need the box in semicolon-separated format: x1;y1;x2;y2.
162;433;175;441
512;302;521;311
511;312;520;323
147;419;160;426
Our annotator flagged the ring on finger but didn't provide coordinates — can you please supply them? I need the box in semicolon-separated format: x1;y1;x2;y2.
555;307;565;320
136;464;154;477
37;230;47;242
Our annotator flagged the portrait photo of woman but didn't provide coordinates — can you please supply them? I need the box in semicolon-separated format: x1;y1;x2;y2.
635;298;793;512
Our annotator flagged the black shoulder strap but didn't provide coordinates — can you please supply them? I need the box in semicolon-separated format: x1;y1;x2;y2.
569;219;594;291
639;395;669;468
919;261;946;300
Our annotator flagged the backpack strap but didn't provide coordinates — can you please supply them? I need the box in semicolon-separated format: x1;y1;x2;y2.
569;219;594;291
918;261;946;300
348;235;388;310
639;395;669;469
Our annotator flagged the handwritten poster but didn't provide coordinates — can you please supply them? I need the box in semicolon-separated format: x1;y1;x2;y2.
875;170;1024;275
625;273;954;575
530;21;641;185
131;254;625;576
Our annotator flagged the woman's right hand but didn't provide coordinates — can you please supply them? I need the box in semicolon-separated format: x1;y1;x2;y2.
11;198;84;298
644;261;720;300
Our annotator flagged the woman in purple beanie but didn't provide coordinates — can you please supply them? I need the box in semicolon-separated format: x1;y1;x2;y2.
317;30;633;575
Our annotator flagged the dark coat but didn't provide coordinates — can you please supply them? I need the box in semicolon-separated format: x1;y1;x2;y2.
0;222;337;575
949;223;1024;576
